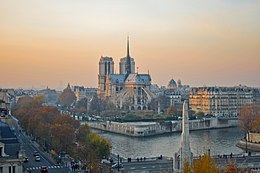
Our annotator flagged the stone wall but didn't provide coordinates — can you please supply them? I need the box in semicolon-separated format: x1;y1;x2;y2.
248;132;260;143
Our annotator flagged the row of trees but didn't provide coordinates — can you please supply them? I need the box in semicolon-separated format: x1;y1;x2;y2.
182;154;254;173
13;96;111;172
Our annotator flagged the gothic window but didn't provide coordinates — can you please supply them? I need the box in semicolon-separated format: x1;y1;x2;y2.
138;106;141;110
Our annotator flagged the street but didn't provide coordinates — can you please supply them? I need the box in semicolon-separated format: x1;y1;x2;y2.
17;130;70;173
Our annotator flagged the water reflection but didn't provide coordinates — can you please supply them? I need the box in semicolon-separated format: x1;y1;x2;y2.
96;127;244;158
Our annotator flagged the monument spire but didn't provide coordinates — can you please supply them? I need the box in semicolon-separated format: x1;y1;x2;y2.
175;100;193;171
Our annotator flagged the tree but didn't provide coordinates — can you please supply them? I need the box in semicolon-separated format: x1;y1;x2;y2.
75;98;88;113
252;118;260;132
59;87;76;108
33;95;45;104
182;160;192;173
224;163;238;173
239;104;260;145
16;96;37;108
76;124;91;143
149;95;169;113
239;104;260;132
193;154;220;173
89;95;107;115
166;105;178;117
54;115;80;129
195;111;205;119
86;133;111;159
51;123;75;153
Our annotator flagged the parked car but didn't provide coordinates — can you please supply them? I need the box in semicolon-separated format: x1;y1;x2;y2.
41;166;48;172
23;157;29;163
34;151;39;156
112;163;123;169
35;155;41;162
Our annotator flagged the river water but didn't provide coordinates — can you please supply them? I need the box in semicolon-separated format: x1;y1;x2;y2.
96;127;244;158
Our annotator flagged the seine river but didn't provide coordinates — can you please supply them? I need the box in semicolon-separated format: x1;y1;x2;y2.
96;127;244;158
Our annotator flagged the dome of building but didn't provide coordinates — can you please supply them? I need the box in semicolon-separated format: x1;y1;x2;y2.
167;79;177;90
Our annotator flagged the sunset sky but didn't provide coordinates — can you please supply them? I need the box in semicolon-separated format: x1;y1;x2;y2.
1;0;260;89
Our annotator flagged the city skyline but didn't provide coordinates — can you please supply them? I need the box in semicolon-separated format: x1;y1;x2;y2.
1;0;260;89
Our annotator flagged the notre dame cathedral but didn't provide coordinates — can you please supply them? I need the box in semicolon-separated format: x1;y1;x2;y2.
98;37;155;111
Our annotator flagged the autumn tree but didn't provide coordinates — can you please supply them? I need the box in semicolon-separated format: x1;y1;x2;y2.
224;163;238;173
149;95;169;113
59;85;76;108
54;114;80;129
75;98;88;113
102;101;119;119
16;96;38;109
88;95;107;115
76;142;101;173
239;104;260;132
166;105;178;117
33;95;45;104
182;160;192;173
76;124;91;143
86;132;111;159
195;111;205;119
14;95;111;171
239;104;260;143
193;154;220;173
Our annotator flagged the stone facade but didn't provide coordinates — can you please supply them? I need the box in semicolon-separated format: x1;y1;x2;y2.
0;89;15;116
0;122;23;173
189;86;254;117
248;132;260;143
98;37;155;111
73;86;97;102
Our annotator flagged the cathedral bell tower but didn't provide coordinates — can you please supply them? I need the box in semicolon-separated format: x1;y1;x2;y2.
98;56;114;97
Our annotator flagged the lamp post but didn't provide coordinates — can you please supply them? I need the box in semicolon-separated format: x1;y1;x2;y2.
117;154;120;171
245;132;248;153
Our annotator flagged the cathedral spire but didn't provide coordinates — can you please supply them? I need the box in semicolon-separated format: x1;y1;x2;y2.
127;35;130;57
126;35;131;75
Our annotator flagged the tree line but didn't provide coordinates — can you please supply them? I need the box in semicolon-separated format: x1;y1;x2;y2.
13;95;111;172
182;153;254;173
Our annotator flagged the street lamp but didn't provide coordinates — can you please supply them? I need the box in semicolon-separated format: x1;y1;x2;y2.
245;132;248;153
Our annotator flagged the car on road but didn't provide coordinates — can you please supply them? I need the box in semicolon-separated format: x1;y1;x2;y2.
34;151;39;156
35;155;41;162
112;163;123;169
41;166;48;172
23;157;29;163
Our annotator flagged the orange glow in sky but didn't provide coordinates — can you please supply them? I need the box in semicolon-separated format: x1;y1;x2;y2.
0;0;260;89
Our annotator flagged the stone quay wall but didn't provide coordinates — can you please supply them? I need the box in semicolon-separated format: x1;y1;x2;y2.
85;118;238;137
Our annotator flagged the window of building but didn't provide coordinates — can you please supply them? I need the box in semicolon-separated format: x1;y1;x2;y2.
0;167;3;173
0;147;2;156
9;166;11;173
13;166;15;173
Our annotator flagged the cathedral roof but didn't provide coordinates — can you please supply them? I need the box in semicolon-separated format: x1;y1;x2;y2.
125;73;150;85
167;79;177;90
110;74;126;84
